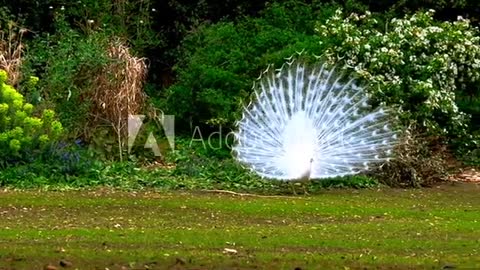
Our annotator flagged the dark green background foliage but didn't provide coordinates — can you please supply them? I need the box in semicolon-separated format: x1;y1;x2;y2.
163;1;336;130
4;0;479;92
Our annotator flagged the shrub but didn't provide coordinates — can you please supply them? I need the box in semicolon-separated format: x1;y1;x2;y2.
316;9;480;144
0;140;105;188
90;39;148;161
22;15;110;135
369;124;450;187
0;70;63;166
163;1;338;131
23;14;149;161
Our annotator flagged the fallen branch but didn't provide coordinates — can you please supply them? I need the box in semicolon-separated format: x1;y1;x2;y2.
199;189;298;198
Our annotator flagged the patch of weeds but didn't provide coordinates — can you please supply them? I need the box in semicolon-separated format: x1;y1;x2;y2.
453;131;480;167
0;135;384;192
168;137;380;194
461;149;480;167
0;140;103;188
311;175;379;189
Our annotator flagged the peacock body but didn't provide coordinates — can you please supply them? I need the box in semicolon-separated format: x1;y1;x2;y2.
232;60;399;181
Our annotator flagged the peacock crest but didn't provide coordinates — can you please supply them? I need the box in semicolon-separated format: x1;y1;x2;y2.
232;58;399;181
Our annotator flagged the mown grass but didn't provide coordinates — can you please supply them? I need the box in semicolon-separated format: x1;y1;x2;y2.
0;182;479;269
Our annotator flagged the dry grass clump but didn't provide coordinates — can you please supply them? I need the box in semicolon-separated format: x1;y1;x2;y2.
91;38;148;159
0;22;27;86
371;124;450;187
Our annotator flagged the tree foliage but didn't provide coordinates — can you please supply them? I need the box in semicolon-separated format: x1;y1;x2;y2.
163;1;337;130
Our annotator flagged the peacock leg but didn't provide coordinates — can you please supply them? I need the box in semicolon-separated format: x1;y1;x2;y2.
289;182;297;195
302;181;309;195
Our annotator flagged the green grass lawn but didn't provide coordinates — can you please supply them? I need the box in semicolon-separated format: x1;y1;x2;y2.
0;182;479;270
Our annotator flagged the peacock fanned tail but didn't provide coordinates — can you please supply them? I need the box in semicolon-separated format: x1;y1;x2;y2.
232;60;399;181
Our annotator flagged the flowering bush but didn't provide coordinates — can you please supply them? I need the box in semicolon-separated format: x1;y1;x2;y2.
0;70;63;165
316;9;480;141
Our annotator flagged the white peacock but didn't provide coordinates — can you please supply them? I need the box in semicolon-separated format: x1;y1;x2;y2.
232;59;399;182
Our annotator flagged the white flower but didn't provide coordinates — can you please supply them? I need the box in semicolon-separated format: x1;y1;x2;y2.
427;26;443;33
387;48;397;56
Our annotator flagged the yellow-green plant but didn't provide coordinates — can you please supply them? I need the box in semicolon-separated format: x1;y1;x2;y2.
0;70;63;163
